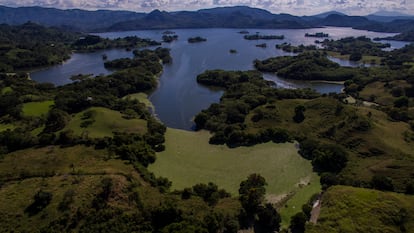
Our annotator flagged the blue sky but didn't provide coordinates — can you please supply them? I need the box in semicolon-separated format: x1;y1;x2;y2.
0;0;412;15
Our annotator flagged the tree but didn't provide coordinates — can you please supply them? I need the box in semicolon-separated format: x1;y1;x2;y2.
311;144;348;173
254;204;281;233
25;190;53;216
289;212;307;233
349;52;362;61
394;96;409;108
371;175;394;191
239;174;267;214
43;109;71;133
293;105;306;123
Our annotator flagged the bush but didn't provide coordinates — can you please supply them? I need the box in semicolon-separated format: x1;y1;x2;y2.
25;190;53;216
371;175;394;191
349;52;362;61
311;144;348;173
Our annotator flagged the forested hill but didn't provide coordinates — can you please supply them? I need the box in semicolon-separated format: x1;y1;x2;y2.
1;5;414;33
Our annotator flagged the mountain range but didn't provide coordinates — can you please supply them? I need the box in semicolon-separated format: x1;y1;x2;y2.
0;5;414;33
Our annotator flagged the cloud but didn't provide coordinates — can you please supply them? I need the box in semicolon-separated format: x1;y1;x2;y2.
0;0;412;15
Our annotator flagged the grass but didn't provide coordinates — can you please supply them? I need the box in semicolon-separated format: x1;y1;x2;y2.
1;86;12;95
123;92;154;110
0;145;141;231
64;107;147;138
279;173;321;229
326;51;382;65
0;123;15;132
149;128;320;226
22;100;54;117
359;80;411;106
306;186;414;233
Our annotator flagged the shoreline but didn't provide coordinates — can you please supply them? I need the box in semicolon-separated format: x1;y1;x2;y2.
309;80;345;85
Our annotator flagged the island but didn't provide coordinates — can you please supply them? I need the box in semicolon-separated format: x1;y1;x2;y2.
162;34;178;43
244;34;284;40
238;30;249;34
305;32;329;38
229;49;238;53
162;30;176;35
188;36;207;43
255;43;267;48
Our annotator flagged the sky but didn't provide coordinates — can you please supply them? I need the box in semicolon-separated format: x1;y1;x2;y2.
0;0;412;16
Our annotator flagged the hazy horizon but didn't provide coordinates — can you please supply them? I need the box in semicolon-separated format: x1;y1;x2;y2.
0;0;412;16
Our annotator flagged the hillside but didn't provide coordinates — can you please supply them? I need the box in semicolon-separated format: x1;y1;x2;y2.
306;186;414;233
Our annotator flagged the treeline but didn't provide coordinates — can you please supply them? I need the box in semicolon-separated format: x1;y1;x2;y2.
378;30;414;42
255;52;358;81
72;35;161;51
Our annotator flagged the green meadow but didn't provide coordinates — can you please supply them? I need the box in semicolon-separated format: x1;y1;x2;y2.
64;107;147;138
306;186;414;233
122;92;154;110
149;128;320;226
22;100;54;117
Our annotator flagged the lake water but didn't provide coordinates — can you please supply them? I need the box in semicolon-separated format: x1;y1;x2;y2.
31;27;409;130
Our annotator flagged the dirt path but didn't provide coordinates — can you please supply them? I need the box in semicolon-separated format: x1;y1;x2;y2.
310;199;321;224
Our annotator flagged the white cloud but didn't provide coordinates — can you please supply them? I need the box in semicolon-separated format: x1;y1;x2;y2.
0;0;412;15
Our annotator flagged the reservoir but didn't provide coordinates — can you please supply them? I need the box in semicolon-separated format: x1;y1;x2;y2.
31;27;407;130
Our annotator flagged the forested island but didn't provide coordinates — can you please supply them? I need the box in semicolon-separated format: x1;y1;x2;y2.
1;16;414;233
188;36;207;43
305;32;329;38
244;34;285;40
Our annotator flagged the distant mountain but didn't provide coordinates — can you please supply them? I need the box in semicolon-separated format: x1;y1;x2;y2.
312;11;346;18
1;5;414;34
371;10;412;17
198;6;275;20
365;11;414;23
0;5;145;31
106;7;313;31
318;14;370;27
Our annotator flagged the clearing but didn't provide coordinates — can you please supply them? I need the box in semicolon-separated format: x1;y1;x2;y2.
149;128;320;226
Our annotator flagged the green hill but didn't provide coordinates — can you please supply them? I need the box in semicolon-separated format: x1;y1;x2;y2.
307;185;414;233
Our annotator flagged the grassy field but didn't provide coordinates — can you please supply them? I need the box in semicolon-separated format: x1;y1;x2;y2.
326;51;382;65
306;186;414;233
1;86;13;95
64;107;147;138
123;92;154;110
149;128;320;226
22;100;54;117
